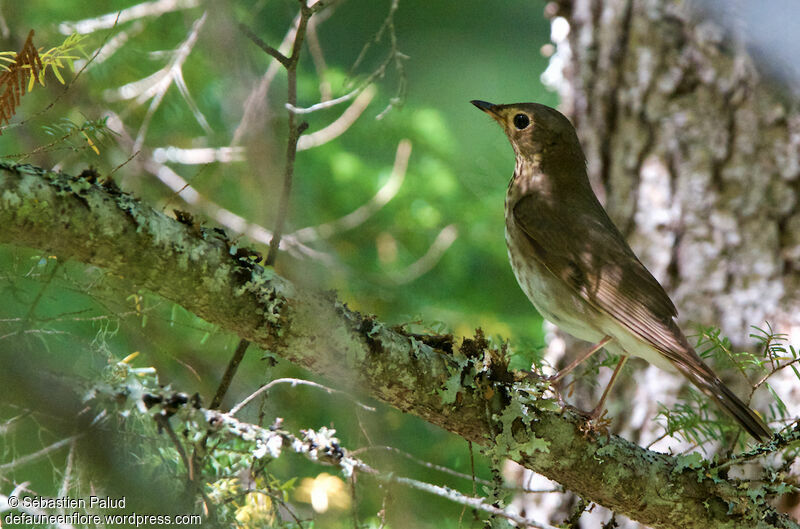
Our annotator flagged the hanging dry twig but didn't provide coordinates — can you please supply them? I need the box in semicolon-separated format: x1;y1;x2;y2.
291;137;410;242
296;85;376;150
58;0;201;35
104;12;210;152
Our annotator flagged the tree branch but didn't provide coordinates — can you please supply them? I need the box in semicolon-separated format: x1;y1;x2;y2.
263;2;313;266
0;161;796;529
238;22;290;68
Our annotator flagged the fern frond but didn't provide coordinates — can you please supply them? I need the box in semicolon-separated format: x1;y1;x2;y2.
0;31;89;134
0;30;42;133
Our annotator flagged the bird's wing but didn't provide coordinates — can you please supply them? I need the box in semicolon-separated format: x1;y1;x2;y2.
512;193;691;361
513;193;772;441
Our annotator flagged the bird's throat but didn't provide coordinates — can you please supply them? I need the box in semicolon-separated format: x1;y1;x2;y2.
510;157;550;198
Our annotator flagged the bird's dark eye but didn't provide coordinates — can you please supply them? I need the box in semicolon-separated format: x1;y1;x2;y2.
513;113;530;130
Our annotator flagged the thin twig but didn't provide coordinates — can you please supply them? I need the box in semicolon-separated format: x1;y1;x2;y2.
58;438;77;500
751;356;800;396
58;0;199;34
387;224;458;284
229;377;376;416
127;12;208;152
305;16;331;102
0;435;78;472
212;3;319;410
17;260;62;334
7;13;120;134
105;378;562;529
296;86;375;150
134;153;330;261
458;441;475;526
308;0;333;14
209;338;250;409
355;461;560;529
350;444;560;495
645;431;670;450
105;149;140;180
286;88;363;114
231;16;300;146
350;473;359;529
265;2;314;266
238;23;290;67
469;441;476;498
104;108;326;260
76;21;146;69
712;421;800;470
346;0;406;120
156;414;193;481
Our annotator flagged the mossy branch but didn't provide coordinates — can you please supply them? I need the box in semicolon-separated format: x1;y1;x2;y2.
0;161;797;529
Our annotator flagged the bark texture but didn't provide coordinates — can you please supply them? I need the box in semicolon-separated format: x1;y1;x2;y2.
1;162;798;529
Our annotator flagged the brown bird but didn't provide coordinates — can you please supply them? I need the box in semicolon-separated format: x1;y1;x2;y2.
472;100;771;441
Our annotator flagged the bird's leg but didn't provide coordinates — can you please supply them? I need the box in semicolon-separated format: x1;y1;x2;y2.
521;336;613;407
587;355;628;419
535;335;613;382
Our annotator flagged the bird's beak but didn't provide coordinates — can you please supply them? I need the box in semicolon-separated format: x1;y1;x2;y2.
471;100;502;122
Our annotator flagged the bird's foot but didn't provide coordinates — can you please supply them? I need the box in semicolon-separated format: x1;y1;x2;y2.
518;370;612;436
518;369;559;383
518;369;568;403
583;409;612;438
562;404;612;438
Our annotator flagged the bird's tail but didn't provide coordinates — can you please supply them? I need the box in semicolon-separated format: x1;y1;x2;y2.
674;362;771;442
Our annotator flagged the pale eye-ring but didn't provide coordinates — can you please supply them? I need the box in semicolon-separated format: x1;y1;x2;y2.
513;113;530;130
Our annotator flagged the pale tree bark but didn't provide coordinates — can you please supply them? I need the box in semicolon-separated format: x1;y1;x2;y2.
510;0;800;525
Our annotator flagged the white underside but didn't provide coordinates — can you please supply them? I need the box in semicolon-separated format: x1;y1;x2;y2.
505;224;678;374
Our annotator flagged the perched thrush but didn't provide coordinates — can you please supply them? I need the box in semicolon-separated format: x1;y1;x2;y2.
472;100;771;441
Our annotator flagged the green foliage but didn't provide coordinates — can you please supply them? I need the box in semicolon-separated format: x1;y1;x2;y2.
656;387;737;447
39;116;116;155
655;323;798;448
0;31;90;136
34;33;89;86
750;324;798;420
0;32;88;86
695;323;796;420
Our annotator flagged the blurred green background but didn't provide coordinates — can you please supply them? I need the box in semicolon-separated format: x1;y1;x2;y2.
0;0;555;527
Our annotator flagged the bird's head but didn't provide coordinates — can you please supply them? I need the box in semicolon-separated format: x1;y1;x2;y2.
471;100;584;168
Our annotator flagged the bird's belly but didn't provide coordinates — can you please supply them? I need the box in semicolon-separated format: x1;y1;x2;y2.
504;223;677;372
504;225;605;344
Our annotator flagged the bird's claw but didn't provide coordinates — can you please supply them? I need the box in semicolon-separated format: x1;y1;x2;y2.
518;369;558;383
576;406;612;438
518;370;612;436
519;369;569;403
